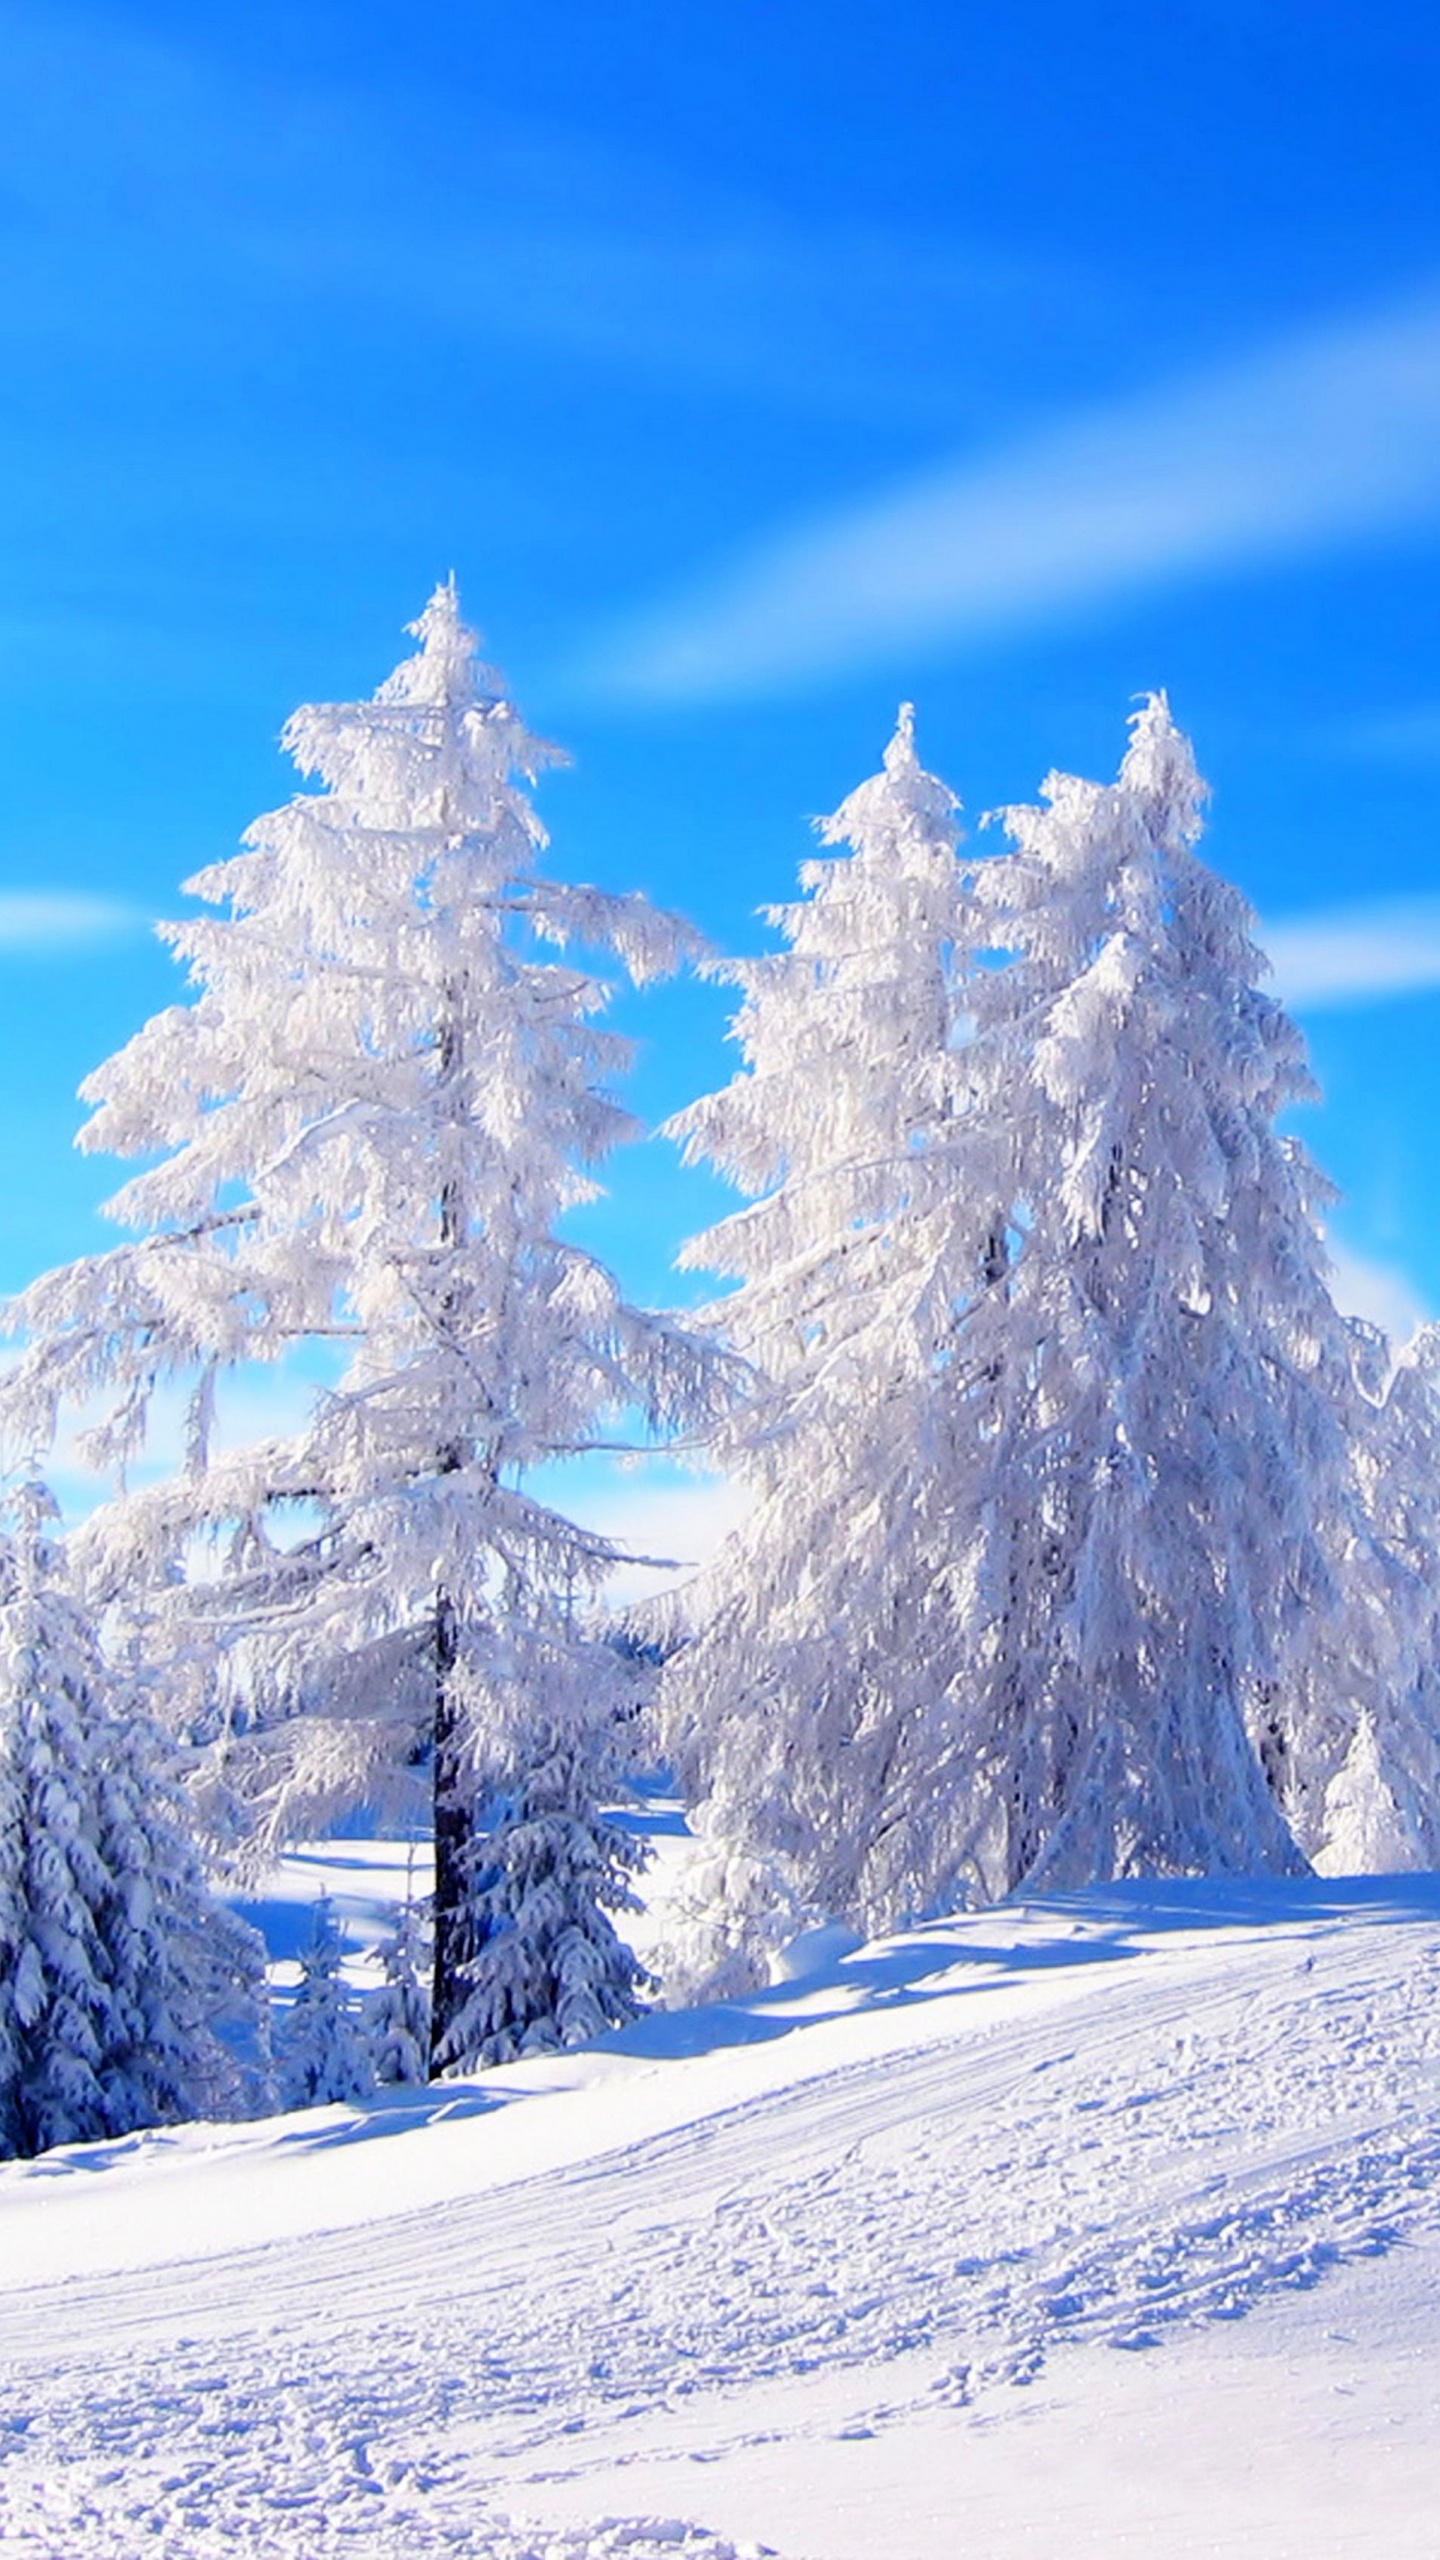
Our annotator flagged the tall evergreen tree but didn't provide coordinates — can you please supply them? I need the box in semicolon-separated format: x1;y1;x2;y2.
941;697;1360;1898
1297;1320;1440;1871
664;698;1388;1989
657;706;1003;1986
2;586;723;2070
0;1484;268;2158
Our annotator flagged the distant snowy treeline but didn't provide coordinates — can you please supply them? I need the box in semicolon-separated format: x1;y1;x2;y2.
2;585;1437;2153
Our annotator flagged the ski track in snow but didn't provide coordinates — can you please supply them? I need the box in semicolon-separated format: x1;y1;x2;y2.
2;1898;1440;2556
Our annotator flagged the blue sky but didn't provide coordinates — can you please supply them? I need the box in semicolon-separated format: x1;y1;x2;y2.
4;0;1440;1375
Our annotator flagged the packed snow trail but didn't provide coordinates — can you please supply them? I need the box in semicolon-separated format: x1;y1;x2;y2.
2;1881;1440;2556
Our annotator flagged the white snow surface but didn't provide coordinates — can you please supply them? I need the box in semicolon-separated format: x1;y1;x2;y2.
3;1869;1440;2556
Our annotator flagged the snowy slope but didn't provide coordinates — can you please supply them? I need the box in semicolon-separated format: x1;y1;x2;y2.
2;1877;1440;2557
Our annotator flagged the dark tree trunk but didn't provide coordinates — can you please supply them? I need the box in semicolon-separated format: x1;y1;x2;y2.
428;1584;467;2074
429;980;472;2075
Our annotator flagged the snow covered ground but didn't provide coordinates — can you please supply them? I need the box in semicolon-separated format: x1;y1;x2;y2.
2;1865;1440;2557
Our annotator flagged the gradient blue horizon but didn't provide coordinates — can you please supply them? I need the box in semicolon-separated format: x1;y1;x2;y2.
2;0;1439;1370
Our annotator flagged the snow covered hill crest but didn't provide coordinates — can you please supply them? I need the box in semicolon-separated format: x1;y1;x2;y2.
3;1872;1440;2558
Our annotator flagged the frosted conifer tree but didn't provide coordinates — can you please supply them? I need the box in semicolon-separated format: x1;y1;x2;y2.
1313;1712;1425;1876
666;698;1378;1986
1362;1326;1440;1852
657;707;1004;1983
279;1897;374;2109
1;586;724;2072
1302;1323;1440;1871
441;1714;649;2066
0;1484;268;2159
935;698;1364;1898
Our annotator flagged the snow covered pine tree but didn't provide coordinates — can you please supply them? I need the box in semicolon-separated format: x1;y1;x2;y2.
1299;1318;1440;1873
946;696;1372;1897
1;586;724;2072
367;1883;431;2087
663;697;1386;1989
278;1897;373;2109
657;705;998;1989
0;1483;268;2159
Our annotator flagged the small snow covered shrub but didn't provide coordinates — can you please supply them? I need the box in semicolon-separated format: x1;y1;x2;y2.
278;1897;374;2110
367;1888;432;2087
436;1720;651;2070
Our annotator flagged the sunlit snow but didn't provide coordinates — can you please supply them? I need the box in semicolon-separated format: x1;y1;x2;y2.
2;1845;1438;2556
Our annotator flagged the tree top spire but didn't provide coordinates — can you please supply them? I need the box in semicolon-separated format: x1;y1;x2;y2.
1120;688;1207;835
817;701;960;860
885;701;917;768
384;578;495;709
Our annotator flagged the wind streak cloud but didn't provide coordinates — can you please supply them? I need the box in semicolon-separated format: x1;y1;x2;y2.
1264;894;1440;1011
592;292;1440;702
0;893;137;953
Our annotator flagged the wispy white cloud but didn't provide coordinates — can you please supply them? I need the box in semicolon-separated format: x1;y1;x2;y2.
0;2;1089;435
0;892;139;955
536;1457;750;1607
588;289;1440;702
588;1472;750;1607
1324;1243;1430;1347
1263;893;1440;1011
